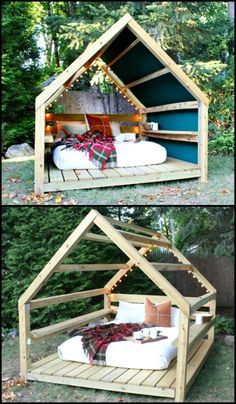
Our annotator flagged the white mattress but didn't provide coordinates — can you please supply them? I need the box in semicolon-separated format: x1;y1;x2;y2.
52;138;167;170
58;323;178;370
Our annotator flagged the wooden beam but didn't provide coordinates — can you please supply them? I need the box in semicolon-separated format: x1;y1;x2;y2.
18;210;98;307
30;308;112;340
36;13;133;109
188;318;216;354
94;212;190;316
19;303;31;380
107;38;139;67
83;232;155;248
140;101;198;114
190;292;216;314
111;294;211;306
119;230;171;248
34;105;45;194
54;263;129;272
104;216;161;237
123;67;169;89
144;133;197;143
98;59;145;108
127;18;209;106
207;300;216;343
175;312;190;402
152;263;192;271
171;317;215;349
84;231;171;248
198;101;208;182
30;288;108;309
142;130;197;136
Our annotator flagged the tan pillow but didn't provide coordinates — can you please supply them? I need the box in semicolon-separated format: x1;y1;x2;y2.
144;298;171;327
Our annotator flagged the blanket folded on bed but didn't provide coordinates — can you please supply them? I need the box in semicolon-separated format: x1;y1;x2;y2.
69;322;144;365
52;130;117;170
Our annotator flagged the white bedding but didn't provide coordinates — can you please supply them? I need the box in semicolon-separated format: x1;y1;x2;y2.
58;322;178;370
52;138;167;170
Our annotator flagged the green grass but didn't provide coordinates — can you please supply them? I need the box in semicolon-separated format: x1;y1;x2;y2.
2;336;234;402
2;156;234;205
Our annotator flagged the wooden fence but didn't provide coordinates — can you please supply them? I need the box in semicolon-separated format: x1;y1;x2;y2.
58;90;136;114
149;251;234;307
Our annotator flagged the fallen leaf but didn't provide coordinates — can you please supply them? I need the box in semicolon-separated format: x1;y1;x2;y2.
55;195;62;204
221;189;230;194
9;193;17;199
7;176;21;183
2;390;16;400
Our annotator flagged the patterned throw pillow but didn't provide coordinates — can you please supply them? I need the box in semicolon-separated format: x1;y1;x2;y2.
144;298;171;327
85;114;112;138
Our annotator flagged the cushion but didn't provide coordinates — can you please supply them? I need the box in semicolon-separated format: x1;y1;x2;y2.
144;298;171;327
171;307;180;327
110;121;121;137
57;121;87;137
115;301;145;323
85;114;112;137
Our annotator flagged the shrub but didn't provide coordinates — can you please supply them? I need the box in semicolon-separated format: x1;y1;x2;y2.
208;129;234;155
215;315;234;335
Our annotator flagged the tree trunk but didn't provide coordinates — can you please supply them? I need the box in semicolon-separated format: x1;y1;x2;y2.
69;1;77;18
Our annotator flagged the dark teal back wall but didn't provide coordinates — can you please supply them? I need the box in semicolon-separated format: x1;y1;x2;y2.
111;42;164;83
132;73;195;106
148;110;198;131
151;139;198;164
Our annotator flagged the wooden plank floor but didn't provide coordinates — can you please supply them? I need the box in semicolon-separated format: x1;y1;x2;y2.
27;340;212;399
43;157;200;192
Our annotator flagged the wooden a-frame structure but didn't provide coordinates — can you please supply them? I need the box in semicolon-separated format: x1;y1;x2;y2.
35;13;209;194
19;210;216;401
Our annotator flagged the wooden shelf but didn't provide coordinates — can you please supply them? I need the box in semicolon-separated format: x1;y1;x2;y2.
142;130;197;135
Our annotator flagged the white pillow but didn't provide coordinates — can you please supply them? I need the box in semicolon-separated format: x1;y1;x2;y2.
110;121;121;137
115;301;145;323
115;133;136;143
171;307;180;327
57;121;87;136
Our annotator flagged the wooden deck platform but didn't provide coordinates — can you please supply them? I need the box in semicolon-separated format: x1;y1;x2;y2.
43;157;200;192
27;340;212;400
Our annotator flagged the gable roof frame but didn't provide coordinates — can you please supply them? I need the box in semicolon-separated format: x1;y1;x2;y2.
19;209;216;319
36;13;209;112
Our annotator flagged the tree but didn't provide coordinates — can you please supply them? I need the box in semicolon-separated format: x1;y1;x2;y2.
2;1;42;149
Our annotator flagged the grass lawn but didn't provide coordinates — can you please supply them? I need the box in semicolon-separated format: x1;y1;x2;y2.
2;335;234;402
2;155;234;205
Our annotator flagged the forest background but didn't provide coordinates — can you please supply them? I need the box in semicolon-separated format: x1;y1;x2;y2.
2;206;234;332
2;1;234;155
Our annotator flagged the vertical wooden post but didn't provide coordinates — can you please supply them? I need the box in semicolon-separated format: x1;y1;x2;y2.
198;101;208;182
34;104;45;194
19;303;31;380
175;311;190;402
139;112;147;138
104;291;111;321
207;299;216;343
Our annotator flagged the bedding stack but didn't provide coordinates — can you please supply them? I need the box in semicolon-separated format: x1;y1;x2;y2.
58;299;180;370
52;114;167;170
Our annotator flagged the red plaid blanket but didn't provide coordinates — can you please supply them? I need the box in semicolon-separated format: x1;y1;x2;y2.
69;322;144;365
52;130;117;170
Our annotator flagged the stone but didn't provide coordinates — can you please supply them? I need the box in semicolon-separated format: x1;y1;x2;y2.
5;143;34;158
224;335;234;347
